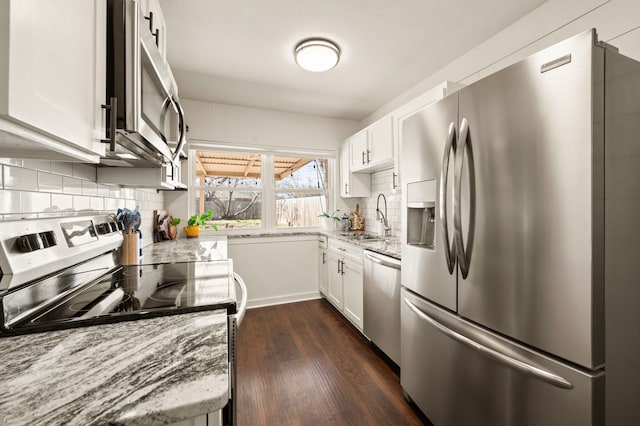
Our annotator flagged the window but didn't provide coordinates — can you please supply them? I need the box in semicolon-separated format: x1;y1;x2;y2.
191;150;332;232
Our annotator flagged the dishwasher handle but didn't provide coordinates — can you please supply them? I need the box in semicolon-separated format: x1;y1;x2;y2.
364;251;401;270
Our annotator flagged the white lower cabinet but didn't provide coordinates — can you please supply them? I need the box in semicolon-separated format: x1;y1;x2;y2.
342;258;363;329
326;238;364;330
319;239;329;296
327;250;344;309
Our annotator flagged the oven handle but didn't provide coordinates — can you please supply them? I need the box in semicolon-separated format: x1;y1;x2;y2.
233;273;248;326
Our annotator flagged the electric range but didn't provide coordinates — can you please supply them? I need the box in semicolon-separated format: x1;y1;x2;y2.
0;214;239;336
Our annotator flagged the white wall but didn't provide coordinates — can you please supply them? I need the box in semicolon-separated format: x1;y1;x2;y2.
362;0;640;126
227;236;320;308
183;99;359;153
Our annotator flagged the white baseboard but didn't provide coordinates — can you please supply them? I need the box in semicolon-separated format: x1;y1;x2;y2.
246;291;322;309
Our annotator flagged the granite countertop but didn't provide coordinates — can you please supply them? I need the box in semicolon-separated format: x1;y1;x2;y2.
163;230;402;260
0;310;229;426
143;236;228;263
324;232;402;260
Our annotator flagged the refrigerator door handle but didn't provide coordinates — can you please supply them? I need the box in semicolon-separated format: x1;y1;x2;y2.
439;122;457;274
454;117;474;278
403;297;574;390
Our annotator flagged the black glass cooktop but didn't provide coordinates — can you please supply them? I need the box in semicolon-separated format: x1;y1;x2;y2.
0;255;236;335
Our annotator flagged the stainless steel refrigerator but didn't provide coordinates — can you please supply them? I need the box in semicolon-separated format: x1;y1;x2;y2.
400;29;640;426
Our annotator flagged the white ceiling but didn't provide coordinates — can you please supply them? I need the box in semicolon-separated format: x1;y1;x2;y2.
160;0;548;121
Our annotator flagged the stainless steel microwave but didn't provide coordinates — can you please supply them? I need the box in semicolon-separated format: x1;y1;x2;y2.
102;0;186;169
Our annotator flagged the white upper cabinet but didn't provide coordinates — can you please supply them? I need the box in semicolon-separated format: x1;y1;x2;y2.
139;0;167;59
0;0;106;162
349;129;368;170
340;139;370;198
350;115;394;172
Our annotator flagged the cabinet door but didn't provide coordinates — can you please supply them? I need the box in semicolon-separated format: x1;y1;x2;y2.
340;140;370;198
368;116;393;168
349;130;368;171
342;258;364;330
318;249;328;296
140;0;167;59
4;0;106;157
327;251;344;309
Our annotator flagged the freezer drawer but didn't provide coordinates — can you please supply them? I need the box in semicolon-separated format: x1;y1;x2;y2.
400;288;604;426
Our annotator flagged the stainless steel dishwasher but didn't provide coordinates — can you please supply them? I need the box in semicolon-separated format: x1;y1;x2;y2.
363;250;402;365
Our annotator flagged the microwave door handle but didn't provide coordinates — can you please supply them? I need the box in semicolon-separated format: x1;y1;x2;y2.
172;98;187;164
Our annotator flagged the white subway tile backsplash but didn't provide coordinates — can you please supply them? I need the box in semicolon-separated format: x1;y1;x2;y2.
73;195;91;211
63;177;83;195
104;198;119;211
23;159;51;172
51;194;73;211
2;158;164;243
38;172;64;193
3;166;38;191
72;163;96;181
90;197;104;211
358;168;401;239
121;188;135;199
109;187;122;198
97;184;110;197
0;190;21;213
51;162;73;176
23;192;51;213
82;181;98;196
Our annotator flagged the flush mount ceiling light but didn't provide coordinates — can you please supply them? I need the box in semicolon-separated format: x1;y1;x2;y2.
294;38;341;72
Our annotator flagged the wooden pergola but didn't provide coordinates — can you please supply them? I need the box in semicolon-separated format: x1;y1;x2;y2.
195;151;313;180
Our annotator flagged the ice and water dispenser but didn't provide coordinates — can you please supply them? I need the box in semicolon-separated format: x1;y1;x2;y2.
406;179;436;249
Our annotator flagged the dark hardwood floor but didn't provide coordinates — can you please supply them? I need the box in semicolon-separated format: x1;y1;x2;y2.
237;298;432;425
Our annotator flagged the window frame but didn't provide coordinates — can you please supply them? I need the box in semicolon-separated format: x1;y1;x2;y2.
188;147;336;235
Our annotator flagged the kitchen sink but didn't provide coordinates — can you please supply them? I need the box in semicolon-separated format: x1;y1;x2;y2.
338;232;384;241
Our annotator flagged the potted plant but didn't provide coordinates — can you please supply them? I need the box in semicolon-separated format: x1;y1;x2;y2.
173;210;217;238
318;209;340;232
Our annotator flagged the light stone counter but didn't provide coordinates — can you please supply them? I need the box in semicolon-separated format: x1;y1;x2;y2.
143;236;228;263
0;310;229;426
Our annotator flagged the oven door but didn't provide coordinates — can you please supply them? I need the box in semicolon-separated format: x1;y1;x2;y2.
104;0;186;167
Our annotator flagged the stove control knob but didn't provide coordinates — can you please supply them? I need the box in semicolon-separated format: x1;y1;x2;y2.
15;233;43;253
39;231;57;248
96;223;110;235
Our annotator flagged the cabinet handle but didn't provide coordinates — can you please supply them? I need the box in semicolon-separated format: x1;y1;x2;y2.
366;149;371;164
392;172;397;189
344;183;349;194
144;12;154;33
340;259;345;275
101;97;118;153
152;28;160;47
337;259;342;274
322;252;326;264
362;151;366;165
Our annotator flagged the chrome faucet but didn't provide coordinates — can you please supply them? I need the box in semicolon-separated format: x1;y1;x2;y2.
376;193;392;238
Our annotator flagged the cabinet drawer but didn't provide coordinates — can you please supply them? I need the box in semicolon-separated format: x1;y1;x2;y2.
328;238;362;263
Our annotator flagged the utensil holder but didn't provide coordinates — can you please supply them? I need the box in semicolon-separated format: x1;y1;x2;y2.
121;233;138;265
